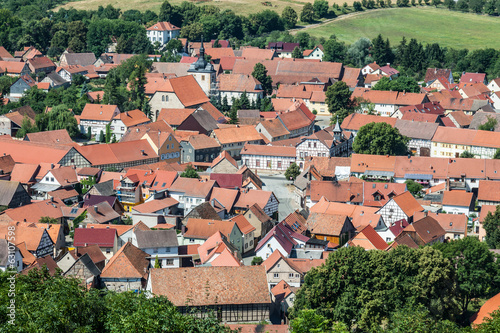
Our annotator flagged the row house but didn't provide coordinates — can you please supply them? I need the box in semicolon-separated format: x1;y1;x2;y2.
212;125;263;159
431;126;500;159
241;144;296;172
394;119;439;157
351;88;429;117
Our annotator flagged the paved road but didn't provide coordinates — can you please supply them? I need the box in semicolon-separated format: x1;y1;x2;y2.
315;115;332;130
260;173;300;221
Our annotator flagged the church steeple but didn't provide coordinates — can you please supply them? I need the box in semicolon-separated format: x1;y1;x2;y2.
333;116;342;141
199;35;205;59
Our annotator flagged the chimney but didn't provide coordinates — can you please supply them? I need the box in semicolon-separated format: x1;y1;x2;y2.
50;163;54;169
140;149;145;155
94;205;98;213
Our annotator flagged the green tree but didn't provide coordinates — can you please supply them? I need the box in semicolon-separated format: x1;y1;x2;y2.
479;116;498;131
475;310;500;332
39;216;59;224
252;63;273;96
16;116;38;138
129;60;148;110
433;237;500;317
460;150;475;158
494;149;500;159
105;123;112;143
282;6;298;29
405;179;423;196
484;205;500;249
290;246;458;329
292;46;303;59
385;305;460;332
285;162;301;181
313;0;330;18
239;91;250;109
301;3;316;23
80;176;97;194
251;256;263;265
180;164;200;178
36;104;80;138
154;255;161;268
99;130;105;143
346;37;373;67
325;81;354;120
353;122;409;156
290;309;336;333
322;36;346;62
87;126;92;140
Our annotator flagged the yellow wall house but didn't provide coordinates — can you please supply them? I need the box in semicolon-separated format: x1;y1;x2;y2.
142;131;181;164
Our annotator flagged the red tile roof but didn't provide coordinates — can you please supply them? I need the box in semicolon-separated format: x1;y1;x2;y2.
349;224;388;250
114;110;150;128
100;242;149;279
470;292;500;326
146;21;180;31
341;113;397;131
442;190;473;207
80;104;119;121
392;191;424;217
169;75;209;107
241;144;296;158
77;140;158;166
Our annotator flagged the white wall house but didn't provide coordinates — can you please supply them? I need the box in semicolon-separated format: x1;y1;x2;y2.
146;22;181;46
79;104;120;141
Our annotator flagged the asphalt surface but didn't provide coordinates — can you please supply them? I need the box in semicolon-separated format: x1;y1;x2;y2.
260;173;300;222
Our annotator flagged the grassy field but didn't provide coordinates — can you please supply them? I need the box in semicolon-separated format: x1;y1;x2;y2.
300;7;500;50
58;0;357;15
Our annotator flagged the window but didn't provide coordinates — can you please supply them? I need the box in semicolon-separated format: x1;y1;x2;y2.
386;237;392;242
273;273;279;278
313;142;317;148
267;160;271;168
277;161;282;169
245;243;248;249
153;248;158;253
201;75;205;81
121;127;124;131
166;144;169;149
256;159;260;167
289;273;294;278
165;247;170;252
45;177;49;181
245;159;249;165
189;238;195;243
51;177;54;182
300;152;303;158
166;259;174;266
308;142;311;148
106;248;111;254
295;274;300;278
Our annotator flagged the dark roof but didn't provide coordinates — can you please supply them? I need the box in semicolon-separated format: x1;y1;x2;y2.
0;239;9;267
71;244;106;264
135;229;179;248
91;180;115;196
64;253;101;277
83;194;117;209
62;52;96;66
0;180;24;206
45;72;67;85
188;108;219;132
210;173;243;189
0;155;15;174
412;216;446;244
184;201;222;222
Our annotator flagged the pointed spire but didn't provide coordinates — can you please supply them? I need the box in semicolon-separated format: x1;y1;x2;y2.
199;35;205;59
333;116;341;132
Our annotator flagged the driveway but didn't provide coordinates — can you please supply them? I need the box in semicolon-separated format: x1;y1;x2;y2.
260;173;300;221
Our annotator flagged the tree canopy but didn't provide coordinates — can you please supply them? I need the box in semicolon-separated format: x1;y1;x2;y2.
484;205;500;249
352;122;409;156
180;164;200;178
325;81;355;122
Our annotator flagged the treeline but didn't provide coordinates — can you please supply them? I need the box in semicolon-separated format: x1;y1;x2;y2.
0;268;230;332
291;237;500;331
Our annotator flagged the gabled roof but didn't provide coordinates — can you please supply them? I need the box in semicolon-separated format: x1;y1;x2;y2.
209;187;239;211
256;223;299;255
114;110;150;128
70;244;107;264
218;74;262;93
135;229;178;248
391;191;423;217
425;68;452;83
61;52;96;66
169;75;209;107
230;215;256;235
4;198;64;223
198;231;234;264
309;181;363;204
282;210;307;234
277;106;314;131
101;242;149;279
442;190;473;207
262;249;288;271
241;144;295;158
0;180;26;206
258;119;290;138
235;189;275;211
211;150;238;169
77;140;158;166
460;72;486;85
148;266;269;306
184;218;236;239
306;212;350;237
80;104;118;122
414;212;467;234
74;227;117;247
478;180;500;202
213;125;262;144
132;197;179;214
169;178;216;198
271;280;294;301
348;224;388;250
341;113;397;131
158;108;195;126
27;56;56;70
26;129;73;145
146;21;180;31
411;216;446;244
0;155;15;175
395;119;439;140
209;247;241;267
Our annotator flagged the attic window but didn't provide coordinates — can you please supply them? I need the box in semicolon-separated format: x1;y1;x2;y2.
384;184;388;189
162;183;166;187
70;208;78;214
154;182;158;186
449;222;453;226
100;111;102;115
372;184;376;188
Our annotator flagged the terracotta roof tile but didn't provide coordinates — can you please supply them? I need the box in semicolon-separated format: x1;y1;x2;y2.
158;108;195;126
184;218;235;239
349;224;388;250
149;266;269;306
213;125;262;144
341;113;397;131
411;216;446;244
307;212;350;237
241;144;295;158
146;21;180;31
169;75;209;107
114;110;150;128
74;227;116;247
101;242;149;279
80;104;119;122
442;190;473;207
478;180;500;202
77;140;158;166
392;191;423;217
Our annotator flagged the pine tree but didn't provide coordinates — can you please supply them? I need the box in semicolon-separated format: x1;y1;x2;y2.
154;255;161;268
129;62;148;110
105;123;112;143
221;95;230;112
99;130;105;143
239;91;250;109
87;127;92;140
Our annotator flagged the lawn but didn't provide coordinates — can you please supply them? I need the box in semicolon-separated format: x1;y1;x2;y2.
300;7;500;50
57;0;357;16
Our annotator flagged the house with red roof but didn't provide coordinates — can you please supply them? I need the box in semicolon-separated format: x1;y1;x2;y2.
74;227;118;260
441;190;474;215
459;72;487;86
110;110;151;140
218;74;264;106
470;292;500;327
146;21;180;46
425;68;453;85
79;103;120;141
196;231;241;266
241;144;296;172
169;178;217;216
347;224;388;250
373;64;399;78
100;242;149;291
303;45;324;60
376;191;424;225
395;215;446;245
211;150;239;173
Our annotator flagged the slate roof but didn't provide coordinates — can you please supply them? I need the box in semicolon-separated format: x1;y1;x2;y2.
0;180;25;206
135;229;178;248
61;52;96;66
148;266;270;306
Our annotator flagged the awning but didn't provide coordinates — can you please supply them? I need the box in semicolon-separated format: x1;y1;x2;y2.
30;183;61;192
365;170;394;177
404;173;433;180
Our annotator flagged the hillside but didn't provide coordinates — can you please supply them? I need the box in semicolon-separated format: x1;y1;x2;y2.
300;7;500;50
